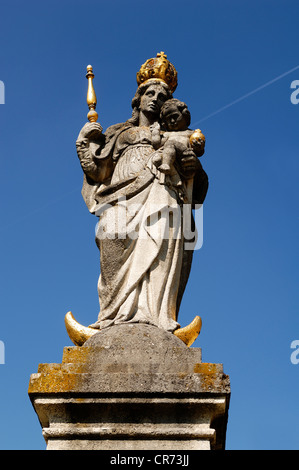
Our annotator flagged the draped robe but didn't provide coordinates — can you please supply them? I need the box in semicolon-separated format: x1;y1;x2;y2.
80;122;208;332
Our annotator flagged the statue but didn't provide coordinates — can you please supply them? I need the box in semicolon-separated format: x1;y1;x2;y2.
65;52;208;347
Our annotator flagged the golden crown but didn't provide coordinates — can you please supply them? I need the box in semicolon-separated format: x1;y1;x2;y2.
136;52;178;93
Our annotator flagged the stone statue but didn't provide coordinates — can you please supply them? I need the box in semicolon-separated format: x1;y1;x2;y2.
65;52;208;347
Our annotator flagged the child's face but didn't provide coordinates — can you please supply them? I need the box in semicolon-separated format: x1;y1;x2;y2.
163;105;187;131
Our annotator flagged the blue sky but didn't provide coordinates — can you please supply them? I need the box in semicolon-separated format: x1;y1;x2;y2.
0;0;298;450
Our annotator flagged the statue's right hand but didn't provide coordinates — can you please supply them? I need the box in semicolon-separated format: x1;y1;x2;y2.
76;122;104;156
76;121;112;182
78;121;103;140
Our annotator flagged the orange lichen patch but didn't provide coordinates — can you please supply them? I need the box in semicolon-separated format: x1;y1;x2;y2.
62;346;90;364
37;363;61;373
200;373;219;392
193;363;222;374
28;364;87;395
192;363;225;393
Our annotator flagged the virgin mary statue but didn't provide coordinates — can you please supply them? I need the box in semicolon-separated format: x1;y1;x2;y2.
67;52;208;346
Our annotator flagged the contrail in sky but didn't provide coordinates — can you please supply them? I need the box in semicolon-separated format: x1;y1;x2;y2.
192;64;299;125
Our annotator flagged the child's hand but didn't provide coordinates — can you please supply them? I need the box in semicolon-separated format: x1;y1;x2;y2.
190;129;205;157
191;137;205;157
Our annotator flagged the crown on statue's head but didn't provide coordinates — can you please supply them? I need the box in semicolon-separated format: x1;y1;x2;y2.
136;52;178;93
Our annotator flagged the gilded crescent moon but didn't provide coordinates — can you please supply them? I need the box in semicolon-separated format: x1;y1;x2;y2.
65;311;202;348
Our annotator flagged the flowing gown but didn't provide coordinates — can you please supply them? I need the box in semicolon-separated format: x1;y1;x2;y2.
80;123;208;332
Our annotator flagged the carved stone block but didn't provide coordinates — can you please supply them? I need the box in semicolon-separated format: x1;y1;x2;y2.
28;324;230;450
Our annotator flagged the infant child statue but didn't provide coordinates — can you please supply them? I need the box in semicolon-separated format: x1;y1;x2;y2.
151;98;205;176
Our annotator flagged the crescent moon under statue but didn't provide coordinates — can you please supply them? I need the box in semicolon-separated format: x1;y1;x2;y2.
65;312;202;348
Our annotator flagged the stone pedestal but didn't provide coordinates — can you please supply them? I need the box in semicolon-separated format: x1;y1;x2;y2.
28;324;230;450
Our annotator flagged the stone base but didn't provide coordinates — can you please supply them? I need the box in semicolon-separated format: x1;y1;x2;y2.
28;324;230;450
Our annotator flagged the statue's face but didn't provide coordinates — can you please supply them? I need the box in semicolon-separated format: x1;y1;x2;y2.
140;84;168;116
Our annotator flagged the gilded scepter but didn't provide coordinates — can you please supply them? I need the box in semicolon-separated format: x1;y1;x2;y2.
86;65;98;122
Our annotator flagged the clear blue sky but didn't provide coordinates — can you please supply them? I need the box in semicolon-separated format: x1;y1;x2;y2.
0;0;298;450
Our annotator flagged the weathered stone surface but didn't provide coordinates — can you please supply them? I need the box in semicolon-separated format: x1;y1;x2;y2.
75;54;209;334
29;324;230;450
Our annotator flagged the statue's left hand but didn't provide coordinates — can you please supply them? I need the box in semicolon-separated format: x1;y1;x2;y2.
191;138;205;158
179;149;198;178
